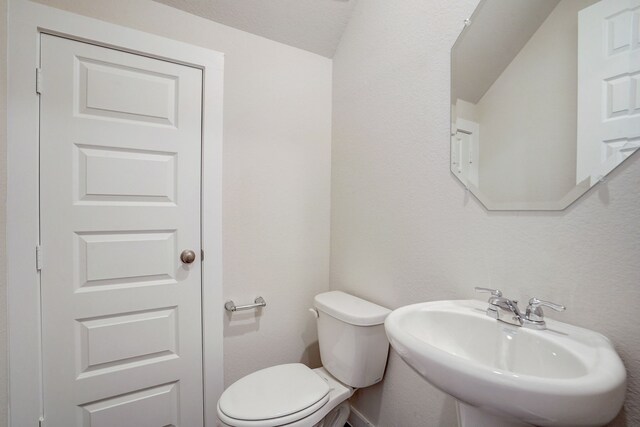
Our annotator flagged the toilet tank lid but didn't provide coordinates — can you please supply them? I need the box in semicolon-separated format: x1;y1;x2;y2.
314;291;391;326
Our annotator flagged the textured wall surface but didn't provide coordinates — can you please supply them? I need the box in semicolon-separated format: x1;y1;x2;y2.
0;0;7;424
9;0;331;406
331;0;640;426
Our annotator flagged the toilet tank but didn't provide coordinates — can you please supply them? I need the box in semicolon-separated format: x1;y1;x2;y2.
314;291;391;388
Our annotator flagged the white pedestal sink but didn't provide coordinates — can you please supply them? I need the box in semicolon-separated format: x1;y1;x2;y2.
384;300;626;427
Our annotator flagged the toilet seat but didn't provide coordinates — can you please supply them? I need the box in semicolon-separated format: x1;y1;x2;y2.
218;363;331;427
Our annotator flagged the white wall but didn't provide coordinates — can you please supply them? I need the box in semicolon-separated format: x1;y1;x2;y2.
476;0;594;204
0;0;8;424
453;99;478;123
331;1;639;426
2;0;331;414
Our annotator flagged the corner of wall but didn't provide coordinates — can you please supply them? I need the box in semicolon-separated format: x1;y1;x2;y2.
0;0;8;423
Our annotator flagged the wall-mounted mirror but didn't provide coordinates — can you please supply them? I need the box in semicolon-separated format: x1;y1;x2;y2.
451;0;640;210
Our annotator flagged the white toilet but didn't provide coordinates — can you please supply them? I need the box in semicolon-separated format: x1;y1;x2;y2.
217;291;391;427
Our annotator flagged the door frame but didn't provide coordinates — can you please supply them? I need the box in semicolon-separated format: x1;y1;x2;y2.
7;1;224;425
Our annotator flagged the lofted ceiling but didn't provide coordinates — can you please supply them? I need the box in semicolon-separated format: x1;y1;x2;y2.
453;0;561;104
152;0;358;58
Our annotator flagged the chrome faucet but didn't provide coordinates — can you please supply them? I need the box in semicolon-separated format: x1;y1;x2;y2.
474;287;565;330
488;295;524;325
524;297;566;330
475;287;523;326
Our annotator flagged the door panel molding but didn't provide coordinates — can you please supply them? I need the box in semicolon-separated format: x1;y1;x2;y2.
40;34;204;425
7;1;224;425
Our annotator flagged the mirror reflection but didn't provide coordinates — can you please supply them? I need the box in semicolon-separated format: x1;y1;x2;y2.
451;0;640;210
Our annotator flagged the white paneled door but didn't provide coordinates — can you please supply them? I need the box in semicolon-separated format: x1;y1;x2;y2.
577;0;640;185
39;34;204;426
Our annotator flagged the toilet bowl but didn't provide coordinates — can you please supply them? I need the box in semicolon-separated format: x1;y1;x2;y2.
217;291;391;427
217;365;352;427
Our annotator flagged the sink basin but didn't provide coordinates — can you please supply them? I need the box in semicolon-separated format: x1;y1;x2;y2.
384;300;626;427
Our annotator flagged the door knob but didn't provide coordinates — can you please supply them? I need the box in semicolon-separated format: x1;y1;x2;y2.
180;249;196;264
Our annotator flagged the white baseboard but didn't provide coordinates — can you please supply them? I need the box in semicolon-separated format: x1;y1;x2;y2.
348;405;375;427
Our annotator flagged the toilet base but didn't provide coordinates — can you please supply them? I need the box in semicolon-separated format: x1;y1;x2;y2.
291;367;354;427
316;401;350;427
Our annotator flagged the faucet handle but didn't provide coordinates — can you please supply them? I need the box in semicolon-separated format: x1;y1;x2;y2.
525;298;566;327
474;287;503;297
527;297;566;313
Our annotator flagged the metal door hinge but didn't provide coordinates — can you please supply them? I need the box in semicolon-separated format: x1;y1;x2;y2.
36;68;43;94
36;245;43;271
201;249;205;261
